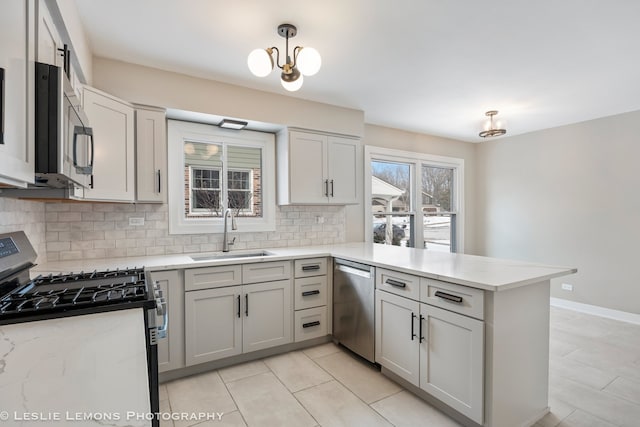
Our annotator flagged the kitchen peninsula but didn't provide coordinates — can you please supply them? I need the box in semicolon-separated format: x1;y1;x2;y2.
33;243;576;427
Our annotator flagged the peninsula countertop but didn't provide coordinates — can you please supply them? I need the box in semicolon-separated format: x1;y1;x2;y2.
32;243;576;292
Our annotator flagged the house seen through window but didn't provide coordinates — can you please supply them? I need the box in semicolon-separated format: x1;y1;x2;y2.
167;120;275;234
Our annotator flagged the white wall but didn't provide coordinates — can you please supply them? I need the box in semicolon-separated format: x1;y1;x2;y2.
476;110;640;314
92;57;364;138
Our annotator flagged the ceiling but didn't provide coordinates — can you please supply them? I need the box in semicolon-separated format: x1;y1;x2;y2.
73;0;640;142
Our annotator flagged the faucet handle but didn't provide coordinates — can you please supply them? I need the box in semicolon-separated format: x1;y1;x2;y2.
229;237;236;246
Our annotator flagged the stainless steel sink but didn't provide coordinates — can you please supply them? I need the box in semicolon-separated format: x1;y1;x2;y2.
189;251;274;262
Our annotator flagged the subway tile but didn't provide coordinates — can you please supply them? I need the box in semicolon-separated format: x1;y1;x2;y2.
45;203;71;212
71;241;94;251
126;247;146;257
47;222;70;231
70;221;94;231
93;221;115;231
60;250;84;261
84;249;106;259
94;240;116;249
104;212;126;221
82;212;105;221
104;230;126;240
146;246;166;256
92;203;116;212
58;212;82;222
83;231;105;241
47;241;71;252
126;230;146;239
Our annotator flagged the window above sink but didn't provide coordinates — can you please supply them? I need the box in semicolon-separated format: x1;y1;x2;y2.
167;120;276;235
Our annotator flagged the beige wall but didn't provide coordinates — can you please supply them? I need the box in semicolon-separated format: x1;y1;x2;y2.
476;110;640;314
357;124;479;253
92;57;364;137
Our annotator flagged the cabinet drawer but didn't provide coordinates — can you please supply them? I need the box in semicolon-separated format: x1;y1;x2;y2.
294;306;328;342
294;276;328;310
294;257;328;278
185;265;242;291
420;279;484;320
242;261;292;284
376;268;420;300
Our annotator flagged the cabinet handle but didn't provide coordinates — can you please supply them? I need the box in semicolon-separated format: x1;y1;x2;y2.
330;179;334;197
324;179;329;197
419;314;425;343
434;290;463;304
385;279;406;288
302;265;321;272
245;294;249;316
302;290;320;297
303;321;320;328
237;295;240;318
157;169;161;193
0;68;4;144
411;312;417;341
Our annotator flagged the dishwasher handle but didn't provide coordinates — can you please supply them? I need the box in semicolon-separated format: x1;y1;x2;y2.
336;264;372;279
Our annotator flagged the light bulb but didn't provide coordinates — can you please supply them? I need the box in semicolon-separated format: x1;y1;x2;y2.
247;49;273;77
297;47;321;76
281;74;304;91
184;143;195;155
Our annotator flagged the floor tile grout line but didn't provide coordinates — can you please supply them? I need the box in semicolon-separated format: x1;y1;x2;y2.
261;358;323;427
217;370;250;427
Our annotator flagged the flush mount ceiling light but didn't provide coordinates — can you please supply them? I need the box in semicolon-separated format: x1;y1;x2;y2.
218;119;248;130
247;23;321;92
479;110;507;138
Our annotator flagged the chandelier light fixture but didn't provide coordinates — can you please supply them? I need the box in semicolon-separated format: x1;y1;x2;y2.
479;110;507;138
247;23;321;92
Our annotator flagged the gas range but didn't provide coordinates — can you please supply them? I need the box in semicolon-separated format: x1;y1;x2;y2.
0;231;166;426
0;231;164;329
0;267;151;323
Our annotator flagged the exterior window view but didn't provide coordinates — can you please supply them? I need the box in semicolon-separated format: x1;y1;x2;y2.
371;160;456;251
184;141;262;218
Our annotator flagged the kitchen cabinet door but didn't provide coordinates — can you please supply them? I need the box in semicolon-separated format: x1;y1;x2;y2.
36;0;63;67
327;136;359;204
242;279;293;353
185;286;242;366
82;86;135;201
278;129;360;205
375;290;420;386
419;303;484;424
148;270;184;373
0;0;35;187
135;106;167;203
288;131;327;203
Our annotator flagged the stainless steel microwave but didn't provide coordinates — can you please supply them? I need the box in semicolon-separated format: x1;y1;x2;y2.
34;62;93;188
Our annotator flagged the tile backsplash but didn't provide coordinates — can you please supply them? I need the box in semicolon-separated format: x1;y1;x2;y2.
44;203;345;262
0;198;46;263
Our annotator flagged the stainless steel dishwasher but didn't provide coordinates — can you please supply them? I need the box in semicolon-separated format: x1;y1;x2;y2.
333;258;376;362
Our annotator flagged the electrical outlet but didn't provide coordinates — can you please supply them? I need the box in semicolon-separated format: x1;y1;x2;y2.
561;283;573;291
315;216;325;224
129;217;145;226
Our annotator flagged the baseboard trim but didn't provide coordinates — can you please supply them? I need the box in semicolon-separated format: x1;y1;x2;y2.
550;297;640;325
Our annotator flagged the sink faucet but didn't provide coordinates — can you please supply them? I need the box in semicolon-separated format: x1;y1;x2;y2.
222;208;237;252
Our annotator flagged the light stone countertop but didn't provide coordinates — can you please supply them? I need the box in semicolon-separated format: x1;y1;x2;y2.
32;243;577;292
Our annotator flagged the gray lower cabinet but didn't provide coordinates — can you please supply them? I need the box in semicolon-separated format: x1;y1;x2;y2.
147;270;185;373
184;278;292;366
375;276;484;424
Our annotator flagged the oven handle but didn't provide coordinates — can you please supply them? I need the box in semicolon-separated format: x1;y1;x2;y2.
155;297;168;339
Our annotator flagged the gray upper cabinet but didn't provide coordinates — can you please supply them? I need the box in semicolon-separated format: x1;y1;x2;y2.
135;105;167;203
0;0;35;187
82;86;135;201
276;129;361;205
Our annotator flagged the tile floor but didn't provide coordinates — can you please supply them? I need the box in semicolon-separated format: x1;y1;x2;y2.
159;307;640;427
